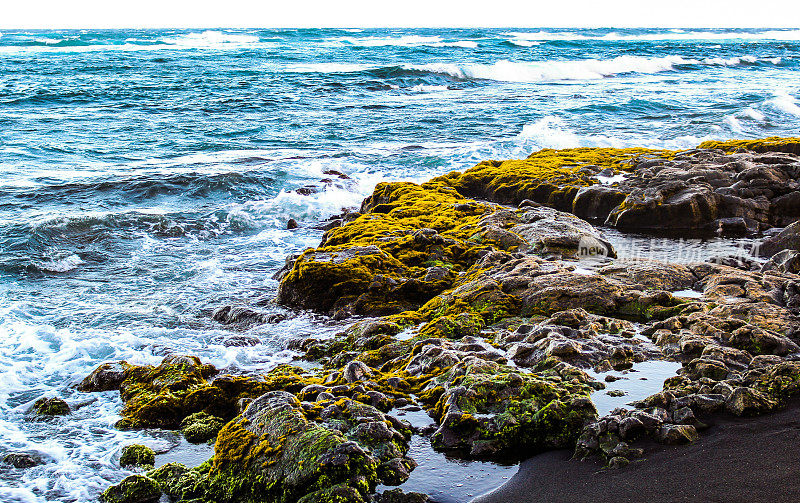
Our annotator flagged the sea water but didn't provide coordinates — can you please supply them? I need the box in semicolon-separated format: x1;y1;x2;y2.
1;27;799;502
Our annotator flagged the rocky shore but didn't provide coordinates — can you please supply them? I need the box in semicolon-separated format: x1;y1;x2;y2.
55;137;800;502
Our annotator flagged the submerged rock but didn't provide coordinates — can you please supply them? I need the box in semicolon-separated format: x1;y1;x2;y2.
2;451;44;468
32;397;70;416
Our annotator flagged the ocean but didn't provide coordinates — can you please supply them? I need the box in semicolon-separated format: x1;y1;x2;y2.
0;27;799;502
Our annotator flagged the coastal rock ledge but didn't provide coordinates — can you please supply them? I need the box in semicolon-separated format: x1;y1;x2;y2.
84;137;800;503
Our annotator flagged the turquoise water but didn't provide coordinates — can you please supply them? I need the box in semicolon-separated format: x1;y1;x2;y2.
0;27;799;502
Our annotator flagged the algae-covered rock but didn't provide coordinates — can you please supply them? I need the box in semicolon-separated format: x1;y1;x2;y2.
148;462;207;502
88;356;310;431
33;397;70;416
180;412;225;443
201;390;413;503
427;358;596;458
277;180;619;317
439;144;800;231
119;444;155;468
99;475;161;503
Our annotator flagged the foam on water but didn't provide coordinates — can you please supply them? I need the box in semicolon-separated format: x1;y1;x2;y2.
404;54;781;83
502;29;800;42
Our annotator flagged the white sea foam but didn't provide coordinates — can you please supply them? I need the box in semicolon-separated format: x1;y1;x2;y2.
743;107;766;121
507;39;541;47
408;55;694;83
323;35;477;49
36;254;84;273
0;31;271;54
409;84;449;92
160;30;262;47
724;115;744;133
514;116;714;151
501;29;800;42
405;54;782;83
768;90;800;116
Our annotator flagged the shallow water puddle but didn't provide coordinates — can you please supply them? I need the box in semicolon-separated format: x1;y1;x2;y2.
587;359;683;416
378;435;517;503
673;289;703;299
152;437;214;468
384;408;517;503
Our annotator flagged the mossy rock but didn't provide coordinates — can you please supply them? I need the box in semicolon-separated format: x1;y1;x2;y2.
33;397;70;416
108;355;317;430
698;137;800;155
204;391;382;503
180;412;225;443
119;444;155;468
99;475;161;503
428;359;596;458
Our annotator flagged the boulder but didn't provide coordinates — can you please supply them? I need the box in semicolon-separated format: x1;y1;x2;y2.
99;475;161;503
119;444;155;468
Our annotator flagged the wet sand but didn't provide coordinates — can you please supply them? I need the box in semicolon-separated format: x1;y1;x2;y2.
473;399;800;503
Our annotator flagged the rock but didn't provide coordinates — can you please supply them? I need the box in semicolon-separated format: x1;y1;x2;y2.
618;416;644;440
343;361;374;383
99;475;161;503
77;361;129;392
297;485;366;503
761;249;800;274
672;406;696;424
212;305;285;326
104;356;322;431
656;424;698;444
2;451;44;468
179;412;225;443
445;145;800;233
690;394;726;414
287;218;298;230
756;220;800;257
201;391;412;502
378;488;431;503
119;444;155;468
147;463;204;501
430;361;596;458
607;456;630;469
607;389;626;397
32;397;70;416
725;387;776;416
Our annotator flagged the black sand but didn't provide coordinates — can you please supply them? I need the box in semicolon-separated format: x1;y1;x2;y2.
472;400;800;503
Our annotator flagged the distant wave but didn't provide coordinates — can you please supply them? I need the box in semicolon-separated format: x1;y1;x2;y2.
271;54;782;81
401;55;781;83
503;29;800;42
0;30;275;54
323;35;478;48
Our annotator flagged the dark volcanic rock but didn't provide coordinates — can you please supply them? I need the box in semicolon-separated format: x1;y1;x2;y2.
757;220;800;257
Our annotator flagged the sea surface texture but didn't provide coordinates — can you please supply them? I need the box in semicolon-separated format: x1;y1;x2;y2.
0;27;799;502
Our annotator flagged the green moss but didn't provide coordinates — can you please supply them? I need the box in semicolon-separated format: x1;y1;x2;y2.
181;412;226;443
119;444;155;468
434;147;673;208
113;358;321;431
698;137;800;154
